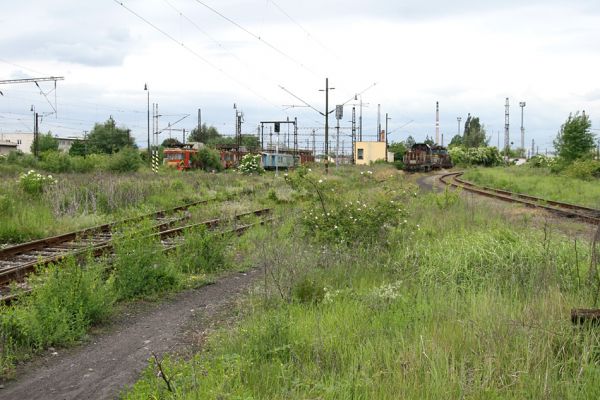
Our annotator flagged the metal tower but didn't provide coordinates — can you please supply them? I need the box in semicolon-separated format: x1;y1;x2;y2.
504;98;510;155
435;101;440;145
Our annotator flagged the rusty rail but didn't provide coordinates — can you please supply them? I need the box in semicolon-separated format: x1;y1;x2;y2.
0;208;272;303
440;172;600;225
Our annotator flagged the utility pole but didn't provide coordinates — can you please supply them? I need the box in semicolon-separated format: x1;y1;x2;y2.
144;84;150;161
335;105;343;167
435;101;440;145
351;106;356;164
385;113;391;162
504;98;510;159
531;138;535;158
312;129;316;157
519;101;526;153
294;117;298;165
377;104;381;141
319;78;334;174
359;97;363;141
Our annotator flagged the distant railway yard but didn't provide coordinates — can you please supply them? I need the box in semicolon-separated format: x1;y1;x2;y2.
0;155;599;399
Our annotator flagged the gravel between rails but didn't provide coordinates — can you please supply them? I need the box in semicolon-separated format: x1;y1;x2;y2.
0;268;263;400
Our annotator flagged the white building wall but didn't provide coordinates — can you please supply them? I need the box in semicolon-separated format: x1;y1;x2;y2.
0;132;34;154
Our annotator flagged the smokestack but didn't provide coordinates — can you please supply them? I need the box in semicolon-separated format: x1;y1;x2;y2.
504;98;510;154
435;101;440;145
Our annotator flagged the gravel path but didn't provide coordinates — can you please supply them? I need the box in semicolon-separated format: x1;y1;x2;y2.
1;268;262;400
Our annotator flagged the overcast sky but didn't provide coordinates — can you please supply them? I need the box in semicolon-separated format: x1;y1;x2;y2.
1;0;600;153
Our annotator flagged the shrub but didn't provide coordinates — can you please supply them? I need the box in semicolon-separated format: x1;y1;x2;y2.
0;257;114;372
527;154;556;168
192;147;223;172
40;150;72;173
563;159;600;180
175;226;226;274
238;154;263;175
449;146;502;166
18;169;57;195
70;156;96;173
110;221;180;299
107;147;142;172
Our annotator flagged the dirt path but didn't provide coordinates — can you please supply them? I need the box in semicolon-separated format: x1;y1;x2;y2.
1;268;262;400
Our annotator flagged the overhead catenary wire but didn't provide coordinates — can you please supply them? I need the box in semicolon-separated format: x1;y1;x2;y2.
190;0;320;77
113;0;282;110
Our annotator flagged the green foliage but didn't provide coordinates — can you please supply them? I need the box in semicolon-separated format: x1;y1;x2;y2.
463;166;600;207
404;135;416;148
107;146;142;172
175;226;226;274
161;138;182;148
424;135;434;145
191;147;223;171
31;132;58;154
187;123;221;143
0;257;114;372
110;221;180;300
563;159;600;180
463;114;489;148
68;139;88;157
449;146;501;166
448;134;463;148
40;150;72;173
18;169;57;195
554;112;596;162
210;135;261;151
527;154;557;168
86;117;135;154
388;141;407;163
238;154;264;175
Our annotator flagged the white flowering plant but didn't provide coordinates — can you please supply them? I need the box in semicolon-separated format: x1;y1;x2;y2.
238;154;264;175
286;167;410;244
18;169;57;195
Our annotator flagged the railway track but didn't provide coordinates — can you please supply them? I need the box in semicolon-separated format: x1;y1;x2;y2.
0;202;272;302
440;172;600;225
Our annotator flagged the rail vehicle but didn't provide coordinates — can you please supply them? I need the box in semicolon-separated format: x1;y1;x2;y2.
260;152;299;170
403;143;453;172
163;144;197;170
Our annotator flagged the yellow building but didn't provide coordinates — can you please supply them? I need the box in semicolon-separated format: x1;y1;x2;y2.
354;141;388;165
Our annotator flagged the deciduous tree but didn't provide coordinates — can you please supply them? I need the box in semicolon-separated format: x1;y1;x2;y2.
553;111;595;162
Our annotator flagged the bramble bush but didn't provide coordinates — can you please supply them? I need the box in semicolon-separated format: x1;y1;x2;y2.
238;154;264;175
286;167;408;244
18;169;57;195
449;146;502;166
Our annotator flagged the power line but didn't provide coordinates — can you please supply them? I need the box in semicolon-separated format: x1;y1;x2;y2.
113;0;281;109
191;0;319;77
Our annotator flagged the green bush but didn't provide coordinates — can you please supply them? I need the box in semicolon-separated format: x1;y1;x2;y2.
0;257;114;373
563;159;600;180
449;146;502;166
175;226;226;274
70;155;96;173
18;169;57;195
40;150;72;173
192;147;223;172
107;147;142;172
238;154;263;175
110;221;180;299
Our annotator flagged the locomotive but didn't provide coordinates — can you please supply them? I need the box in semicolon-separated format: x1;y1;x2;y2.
403;143;453;172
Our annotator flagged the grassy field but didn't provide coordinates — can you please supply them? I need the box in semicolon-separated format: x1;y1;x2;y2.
0;166;278;377
119;166;600;399
463;166;600;208
0;167;268;245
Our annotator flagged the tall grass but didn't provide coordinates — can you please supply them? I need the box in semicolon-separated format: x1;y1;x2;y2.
124;167;600;399
463;167;600;208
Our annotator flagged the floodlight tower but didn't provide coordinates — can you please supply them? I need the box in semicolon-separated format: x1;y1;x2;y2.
519;101;526;153
504;98;510;157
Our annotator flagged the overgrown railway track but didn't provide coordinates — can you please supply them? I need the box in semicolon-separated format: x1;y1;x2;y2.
0;201;272;302
440;172;600;225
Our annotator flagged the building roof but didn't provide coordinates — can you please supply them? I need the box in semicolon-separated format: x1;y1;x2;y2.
0;140;18;147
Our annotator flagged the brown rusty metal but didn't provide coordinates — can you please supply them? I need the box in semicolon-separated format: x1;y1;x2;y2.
440;172;600;225
0;209;272;304
0;209;271;293
571;309;600;325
